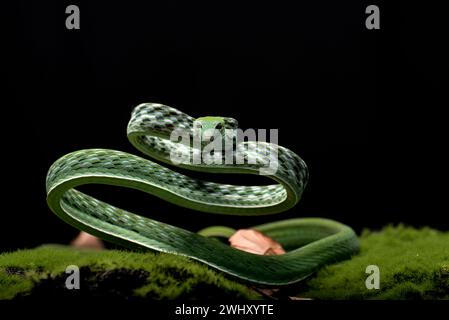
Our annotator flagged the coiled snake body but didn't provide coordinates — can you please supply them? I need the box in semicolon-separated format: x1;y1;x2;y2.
46;103;359;285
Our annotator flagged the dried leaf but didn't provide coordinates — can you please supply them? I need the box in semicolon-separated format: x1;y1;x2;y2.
71;231;104;250
229;229;285;255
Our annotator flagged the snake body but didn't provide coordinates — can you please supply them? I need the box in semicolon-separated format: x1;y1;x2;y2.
46;103;359;285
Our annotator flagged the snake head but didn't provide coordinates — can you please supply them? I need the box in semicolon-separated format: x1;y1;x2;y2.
194;116;238;151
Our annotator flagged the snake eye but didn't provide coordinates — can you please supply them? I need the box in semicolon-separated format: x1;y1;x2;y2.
215;123;223;130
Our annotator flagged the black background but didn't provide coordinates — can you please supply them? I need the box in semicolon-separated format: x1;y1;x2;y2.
4;1;448;252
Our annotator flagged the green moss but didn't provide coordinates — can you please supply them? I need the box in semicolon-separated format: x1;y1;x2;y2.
0;245;260;300
1;226;447;300
299;225;449;300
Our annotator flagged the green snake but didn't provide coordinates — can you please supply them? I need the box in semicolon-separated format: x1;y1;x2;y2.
46;103;359;285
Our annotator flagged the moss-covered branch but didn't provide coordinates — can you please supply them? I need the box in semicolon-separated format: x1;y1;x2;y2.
1;225;448;300
298;225;449;299
0;245;260;300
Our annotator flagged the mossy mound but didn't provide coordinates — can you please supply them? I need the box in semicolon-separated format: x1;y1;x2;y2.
0;245;260;300
1;226;448;300
299;225;449;299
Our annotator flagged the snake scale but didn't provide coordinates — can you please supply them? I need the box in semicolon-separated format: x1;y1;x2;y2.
46;103;359;285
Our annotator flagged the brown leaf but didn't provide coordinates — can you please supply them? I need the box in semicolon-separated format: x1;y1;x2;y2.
71;231;104;250
229;229;285;255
